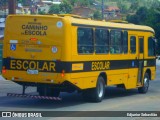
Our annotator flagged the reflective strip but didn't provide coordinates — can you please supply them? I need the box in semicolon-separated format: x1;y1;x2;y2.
7;93;62;101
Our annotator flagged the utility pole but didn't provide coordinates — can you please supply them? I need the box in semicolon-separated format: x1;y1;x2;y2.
102;0;104;20
30;0;33;14
30;0;36;14
8;0;16;14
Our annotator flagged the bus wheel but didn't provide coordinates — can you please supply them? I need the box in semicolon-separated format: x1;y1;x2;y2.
138;73;149;93
83;76;105;102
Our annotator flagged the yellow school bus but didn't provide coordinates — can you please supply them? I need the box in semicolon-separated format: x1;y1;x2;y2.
2;14;156;102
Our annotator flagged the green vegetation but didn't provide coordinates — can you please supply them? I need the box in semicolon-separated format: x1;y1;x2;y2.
127;5;160;55
93;10;102;20
38;10;46;15
48;0;72;14
117;1;128;14
0;0;160;54
49;0;160;54
48;4;60;14
0;0;7;4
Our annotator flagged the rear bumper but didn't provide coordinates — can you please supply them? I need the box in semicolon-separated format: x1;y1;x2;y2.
13;80;81;92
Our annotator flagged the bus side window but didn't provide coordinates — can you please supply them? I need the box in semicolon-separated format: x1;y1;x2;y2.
148;37;155;56
110;30;122;54
95;28;109;54
123;31;128;54
77;28;94;54
130;36;136;54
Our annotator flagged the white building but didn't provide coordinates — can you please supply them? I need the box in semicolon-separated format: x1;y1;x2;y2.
0;22;5;39
38;0;61;13
42;0;61;5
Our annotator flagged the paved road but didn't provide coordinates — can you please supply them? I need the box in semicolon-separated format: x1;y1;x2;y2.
0;62;160;120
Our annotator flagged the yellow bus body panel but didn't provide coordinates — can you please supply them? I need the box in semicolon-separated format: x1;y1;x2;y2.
2;15;156;90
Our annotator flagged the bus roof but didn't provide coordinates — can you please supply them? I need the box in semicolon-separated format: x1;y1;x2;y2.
7;14;155;34
70;17;155;34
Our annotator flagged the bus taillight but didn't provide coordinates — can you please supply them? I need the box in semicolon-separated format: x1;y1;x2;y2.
30;38;38;41
61;70;65;77
2;66;6;74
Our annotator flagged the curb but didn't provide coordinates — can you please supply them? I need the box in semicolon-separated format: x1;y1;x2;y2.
0;75;6;81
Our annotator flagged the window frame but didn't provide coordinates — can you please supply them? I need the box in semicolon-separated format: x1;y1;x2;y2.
130;36;136;54
77;27;94;55
95;28;109;54
139;37;144;54
110;29;123;54
123;31;128;54
148;36;156;57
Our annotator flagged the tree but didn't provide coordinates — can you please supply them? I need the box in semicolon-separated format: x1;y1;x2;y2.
88;0;95;5
93;10;102;20
126;15;139;24
117;1;128;14
17;0;28;6
79;0;90;7
17;0;23;3
68;0;78;6
38;10;46;15
48;0;73;14
0;0;7;5
68;0;94;7
127;7;148;24
59;0;73;14
48;4;60;14
136;7;148;24
127;6;160;55
130;0;139;12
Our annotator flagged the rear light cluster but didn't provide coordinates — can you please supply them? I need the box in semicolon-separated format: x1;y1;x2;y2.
2;66;66;78
61;70;65;77
30;38;38;41
2;66;6;74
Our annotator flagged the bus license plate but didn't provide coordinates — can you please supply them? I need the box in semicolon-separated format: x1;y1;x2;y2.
27;69;39;74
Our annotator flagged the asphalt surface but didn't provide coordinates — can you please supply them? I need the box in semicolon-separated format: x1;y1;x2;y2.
0;60;160;120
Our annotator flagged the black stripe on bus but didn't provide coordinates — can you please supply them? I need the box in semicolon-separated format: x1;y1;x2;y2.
3;58;156;73
71;23;154;34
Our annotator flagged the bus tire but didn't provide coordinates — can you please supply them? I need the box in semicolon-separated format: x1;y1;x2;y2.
138;73;149;94
83;76;105;102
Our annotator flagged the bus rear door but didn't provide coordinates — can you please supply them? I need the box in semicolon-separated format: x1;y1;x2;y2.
137;37;144;85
